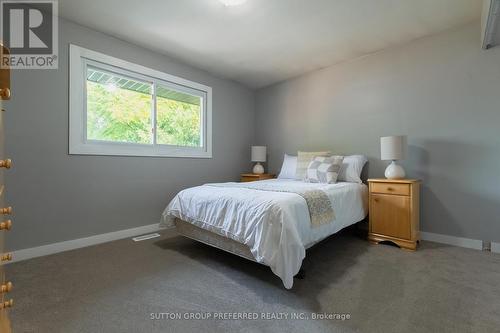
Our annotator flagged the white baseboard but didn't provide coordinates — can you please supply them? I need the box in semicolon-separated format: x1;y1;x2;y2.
420;231;483;250
491;242;500;254
8;223;161;264
7;226;498;264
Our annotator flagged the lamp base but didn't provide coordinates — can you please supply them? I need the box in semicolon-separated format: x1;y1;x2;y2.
253;162;264;174
385;161;405;179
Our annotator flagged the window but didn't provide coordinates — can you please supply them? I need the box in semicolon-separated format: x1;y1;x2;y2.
69;45;212;158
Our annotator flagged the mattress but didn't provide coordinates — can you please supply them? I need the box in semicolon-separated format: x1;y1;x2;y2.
161;179;368;288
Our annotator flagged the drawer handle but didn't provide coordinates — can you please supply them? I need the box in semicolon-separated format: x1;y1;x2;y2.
0;206;12;215
0;159;11;169
0;219;12;230
0;299;13;309
387;187;394;191
0;282;12;293
373;198;379;202
0;88;10;100
1;253;13;262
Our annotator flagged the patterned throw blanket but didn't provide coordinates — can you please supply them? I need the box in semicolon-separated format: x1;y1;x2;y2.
207;182;335;227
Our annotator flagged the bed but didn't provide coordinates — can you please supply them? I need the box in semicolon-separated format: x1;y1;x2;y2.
160;178;368;289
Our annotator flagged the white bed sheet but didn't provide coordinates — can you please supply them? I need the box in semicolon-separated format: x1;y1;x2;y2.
161;179;368;289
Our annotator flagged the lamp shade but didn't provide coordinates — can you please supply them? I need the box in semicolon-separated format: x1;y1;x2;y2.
251;146;266;162
380;136;407;161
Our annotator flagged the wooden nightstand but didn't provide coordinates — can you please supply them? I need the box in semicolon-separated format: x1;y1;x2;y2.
240;173;275;182
368;179;421;250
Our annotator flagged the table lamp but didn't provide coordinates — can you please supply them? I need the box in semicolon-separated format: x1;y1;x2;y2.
381;135;407;179
251;146;266;174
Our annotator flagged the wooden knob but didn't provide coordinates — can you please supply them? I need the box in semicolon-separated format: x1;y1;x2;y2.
374;198;379;202
0;299;13;309
0;206;12;215
387;187;394;191
0;88;10;100
0;282;12;293
0;159;11;169
0;220;12;230
1;253;12;262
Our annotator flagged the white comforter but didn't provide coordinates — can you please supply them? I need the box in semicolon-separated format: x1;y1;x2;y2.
160;179;368;289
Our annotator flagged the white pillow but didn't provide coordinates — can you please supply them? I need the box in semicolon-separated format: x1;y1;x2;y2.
338;155;368;183
278;154;297;179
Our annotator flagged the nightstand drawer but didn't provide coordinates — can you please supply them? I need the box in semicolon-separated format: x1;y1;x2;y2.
371;182;410;196
370;194;411;240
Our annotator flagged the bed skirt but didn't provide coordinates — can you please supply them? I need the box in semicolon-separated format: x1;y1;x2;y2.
174;218;258;263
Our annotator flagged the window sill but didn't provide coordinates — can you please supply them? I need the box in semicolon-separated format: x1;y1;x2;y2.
69;142;212;158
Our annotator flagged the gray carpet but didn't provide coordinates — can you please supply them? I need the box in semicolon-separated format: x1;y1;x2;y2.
6;228;500;333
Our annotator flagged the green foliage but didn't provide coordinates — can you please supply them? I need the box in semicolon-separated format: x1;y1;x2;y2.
157;96;200;147
86;82;201;147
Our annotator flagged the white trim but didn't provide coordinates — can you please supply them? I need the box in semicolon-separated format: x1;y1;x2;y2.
420;231;483;250
491;242;500;254
69;44;212;158
9;227;497;264
132;233;161;242
7;223;161;264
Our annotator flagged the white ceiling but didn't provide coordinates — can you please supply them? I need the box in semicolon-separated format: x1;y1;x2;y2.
59;0;482;89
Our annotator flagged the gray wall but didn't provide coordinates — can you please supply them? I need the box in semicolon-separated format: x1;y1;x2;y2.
256;22;500;242
5;19;499;251
4;19;255;251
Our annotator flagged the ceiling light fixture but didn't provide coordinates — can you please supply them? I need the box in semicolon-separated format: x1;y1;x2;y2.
219;0;247;6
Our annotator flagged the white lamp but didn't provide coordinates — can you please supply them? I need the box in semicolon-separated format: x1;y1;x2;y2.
251;146;266;174
381;135;407;179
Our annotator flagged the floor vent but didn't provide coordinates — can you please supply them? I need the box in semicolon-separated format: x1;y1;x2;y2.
482;240;491;252
132;233;161;242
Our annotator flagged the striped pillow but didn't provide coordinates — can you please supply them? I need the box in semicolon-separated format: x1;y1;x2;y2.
305;156;344;184
295;151;330;180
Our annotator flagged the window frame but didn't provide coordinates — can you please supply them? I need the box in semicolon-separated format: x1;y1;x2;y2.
69;44;212;158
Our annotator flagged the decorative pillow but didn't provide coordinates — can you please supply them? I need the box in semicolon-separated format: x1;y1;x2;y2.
295;151;330;180
338;155;368;183
305;156;344;184
278;154;297;179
